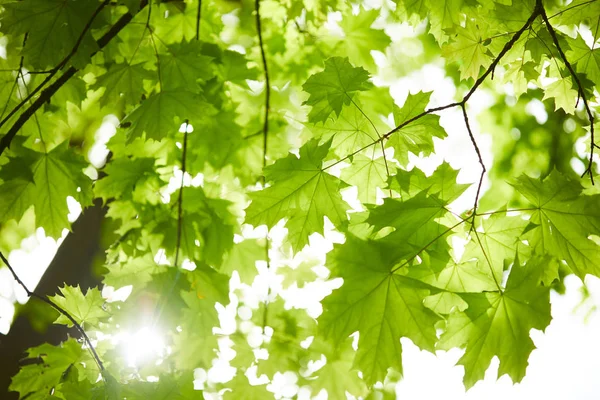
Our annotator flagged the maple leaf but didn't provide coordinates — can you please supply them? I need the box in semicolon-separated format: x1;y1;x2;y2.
438;255;552;388
122;90;215;141
308;338;369;398
0;143;92;238
389;162;470;204
341;154;388;204
542;77;579;114
219;239;263;284
387;91;447;165
160;40;215;90
339;8;391;72
92;63;153;108
512;170;600;279
0;0;103;68
367;191;452;267
9;340;87;399
308;101;382;158
95;157;159;202
49;285;107;328
302;57;373;123
462;213;530;286
427;0;463;44
566;35;600;84
442;20;493;81
319;235;441;385
245;139;351;252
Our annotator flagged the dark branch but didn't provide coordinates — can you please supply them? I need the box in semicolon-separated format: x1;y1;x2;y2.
174;121;189;268
538;0;596;184
461;103;486;215
195;0;202;41
0;251;105;373
255;0;272;330
0;0;150;158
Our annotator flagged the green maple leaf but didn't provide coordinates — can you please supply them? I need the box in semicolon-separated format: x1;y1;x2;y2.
95;157;158;202
160;41;214;90
388;91;447;165
223;374;271;400
542;77;579;114
512;170;600;279
308;338;369;398
92;63;153;108
219;239;263;284
49;285;107;328
462;213;530;286
173;266;229;369
308;101;382;157
103;254;161;292
556;0;600;34
245;139;351;253
256;300;316;376
0;0;103;68
0;143;92;238
442;20;492;81
339;8;391;72
302;57;373;123
407;259;498;293
426;0;463;44
279;259;320;288
367;192;452;267
319;235;441;384
122;373;199;400
438;256;551;388
566;35;600;84
341;154;388;204
9;339;86;399
389;162;470;204
122;90;215;141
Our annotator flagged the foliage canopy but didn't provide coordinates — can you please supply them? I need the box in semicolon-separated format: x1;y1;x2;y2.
0;0;599;398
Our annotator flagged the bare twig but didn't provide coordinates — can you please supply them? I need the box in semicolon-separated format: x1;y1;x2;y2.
0;251;105;373
461;103;486;217
0;0;150;157
255;0;273;330
174;121;189;268
539;0;596;184
195;0;202;41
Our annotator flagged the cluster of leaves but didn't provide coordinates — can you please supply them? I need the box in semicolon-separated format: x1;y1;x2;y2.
0;0;599;398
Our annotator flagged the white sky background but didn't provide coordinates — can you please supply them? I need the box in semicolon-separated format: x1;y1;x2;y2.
1;3;600;399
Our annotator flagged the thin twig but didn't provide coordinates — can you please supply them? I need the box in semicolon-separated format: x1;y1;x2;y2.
174;121;189;268
0;0;150;157
461;103;486;215
0;251;105;373
255;0;272;330
539;0;596;184
195;0;202;41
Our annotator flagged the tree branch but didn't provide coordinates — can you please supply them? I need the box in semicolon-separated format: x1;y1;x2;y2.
538;0;596;184
255;0;272;330
0;251;105;373
0;0;150;158
325;5;541;214
195;0;202;41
